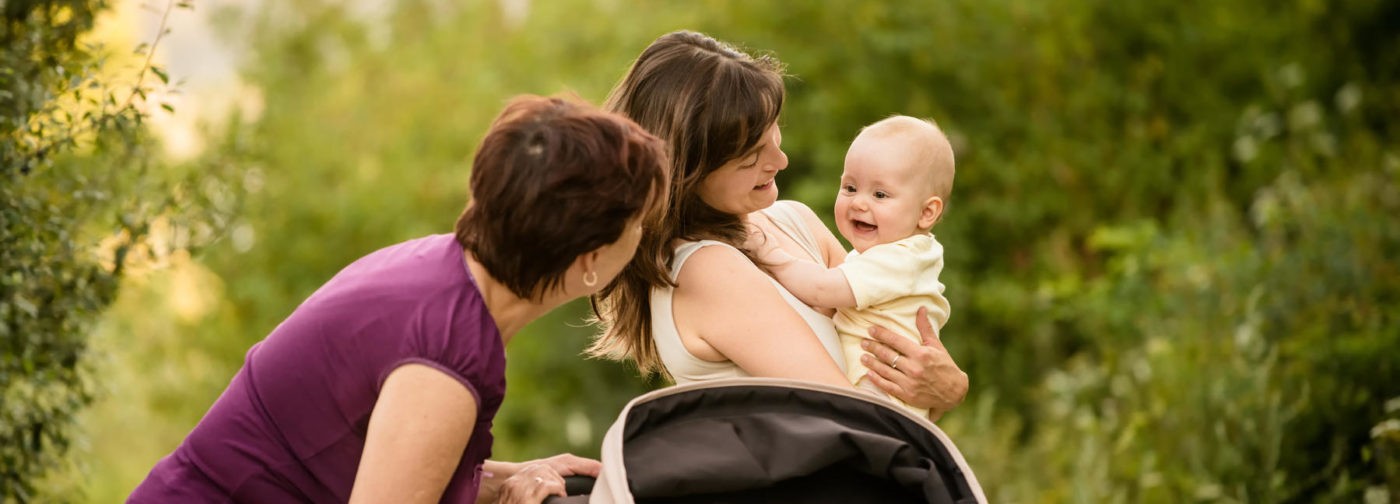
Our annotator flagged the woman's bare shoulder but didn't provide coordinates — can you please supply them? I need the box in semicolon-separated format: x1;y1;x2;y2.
670;241;807;363
674;241;802;313
675;242;766;289
774;199;821;219
771;200;830;233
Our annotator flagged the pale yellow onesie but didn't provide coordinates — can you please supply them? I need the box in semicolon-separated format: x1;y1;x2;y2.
835;233;950;417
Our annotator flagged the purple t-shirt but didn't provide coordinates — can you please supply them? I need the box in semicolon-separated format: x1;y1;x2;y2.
130;234;506;503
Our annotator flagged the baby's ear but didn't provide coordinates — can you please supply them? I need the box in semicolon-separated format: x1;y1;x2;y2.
919;196;944;230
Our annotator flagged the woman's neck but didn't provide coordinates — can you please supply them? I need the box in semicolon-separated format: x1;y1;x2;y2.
463;251;567;341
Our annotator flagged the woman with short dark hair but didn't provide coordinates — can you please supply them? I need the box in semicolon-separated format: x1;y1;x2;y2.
130;95;670;504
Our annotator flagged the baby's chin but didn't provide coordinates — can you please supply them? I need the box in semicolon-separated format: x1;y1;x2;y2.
841;235;878;253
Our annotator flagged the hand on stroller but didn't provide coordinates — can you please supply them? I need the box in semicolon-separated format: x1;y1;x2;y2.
494;454;600;504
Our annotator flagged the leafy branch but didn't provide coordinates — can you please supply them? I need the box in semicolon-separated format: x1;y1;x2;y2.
5;0;189;176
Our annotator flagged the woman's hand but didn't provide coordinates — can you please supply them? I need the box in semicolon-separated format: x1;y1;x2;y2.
492;454;600;504
860;306;968;418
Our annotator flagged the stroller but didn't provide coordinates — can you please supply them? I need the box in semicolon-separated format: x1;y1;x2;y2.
548;377;986;504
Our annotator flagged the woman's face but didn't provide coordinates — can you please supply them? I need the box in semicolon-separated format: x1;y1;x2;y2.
697;122;789;216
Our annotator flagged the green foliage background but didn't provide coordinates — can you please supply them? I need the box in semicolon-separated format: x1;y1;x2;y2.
2;0;234;500
31;0;1400;502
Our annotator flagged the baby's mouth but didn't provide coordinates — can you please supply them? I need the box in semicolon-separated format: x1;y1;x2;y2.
851;220;877;233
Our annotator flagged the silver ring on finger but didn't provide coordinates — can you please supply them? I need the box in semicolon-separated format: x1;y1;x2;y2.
890;354;901;370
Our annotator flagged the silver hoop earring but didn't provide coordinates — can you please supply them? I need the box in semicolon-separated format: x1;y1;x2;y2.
583;270;599;287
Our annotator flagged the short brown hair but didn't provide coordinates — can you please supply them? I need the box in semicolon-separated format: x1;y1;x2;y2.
589;31;786;376
456;95;669;301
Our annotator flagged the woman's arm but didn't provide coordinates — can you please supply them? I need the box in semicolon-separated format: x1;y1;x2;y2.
350;363;476;504
673;245;851;387
351;366;598;504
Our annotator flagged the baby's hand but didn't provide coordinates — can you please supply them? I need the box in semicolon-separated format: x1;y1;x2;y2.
744;226;779;260
745;230;801;270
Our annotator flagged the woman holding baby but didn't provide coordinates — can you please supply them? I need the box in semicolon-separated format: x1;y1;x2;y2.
589;30;967;417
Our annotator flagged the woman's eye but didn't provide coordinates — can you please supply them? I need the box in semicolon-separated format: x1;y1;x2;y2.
740;154;760;168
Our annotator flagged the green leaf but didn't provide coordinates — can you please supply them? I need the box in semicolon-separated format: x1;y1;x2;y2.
151;66;169;85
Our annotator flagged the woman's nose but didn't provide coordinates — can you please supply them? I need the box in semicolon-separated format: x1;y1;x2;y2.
769;148;789;173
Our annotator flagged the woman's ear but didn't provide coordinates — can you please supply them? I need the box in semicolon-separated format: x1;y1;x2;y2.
919;196;944;230
575;250;601;281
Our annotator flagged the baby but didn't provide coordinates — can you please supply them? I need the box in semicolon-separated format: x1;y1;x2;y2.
757;115;954;418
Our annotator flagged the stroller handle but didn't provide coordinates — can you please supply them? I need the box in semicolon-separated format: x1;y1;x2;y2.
541;475;596;504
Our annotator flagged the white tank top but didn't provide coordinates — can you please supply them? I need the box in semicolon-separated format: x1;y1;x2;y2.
650;202;845;384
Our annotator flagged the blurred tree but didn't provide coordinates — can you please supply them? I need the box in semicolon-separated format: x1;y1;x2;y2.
1;0;222;500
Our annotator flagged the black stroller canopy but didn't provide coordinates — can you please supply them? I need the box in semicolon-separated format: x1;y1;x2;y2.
585;378;985;504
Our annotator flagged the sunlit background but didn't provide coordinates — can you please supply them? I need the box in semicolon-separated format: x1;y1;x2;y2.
8;0;1398;502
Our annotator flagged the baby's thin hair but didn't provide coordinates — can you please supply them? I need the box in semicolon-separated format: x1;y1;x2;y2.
858;114;956;204
861;114;942;136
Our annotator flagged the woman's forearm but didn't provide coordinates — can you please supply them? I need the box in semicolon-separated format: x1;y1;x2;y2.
476;460;521;503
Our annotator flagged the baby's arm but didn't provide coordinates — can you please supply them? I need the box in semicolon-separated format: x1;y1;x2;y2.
744;201;856;308
761;248;858;309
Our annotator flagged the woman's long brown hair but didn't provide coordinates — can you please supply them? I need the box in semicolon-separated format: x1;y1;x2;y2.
587;31;785;377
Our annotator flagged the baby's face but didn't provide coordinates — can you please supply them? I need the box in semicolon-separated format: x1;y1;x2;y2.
834;138;938;253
